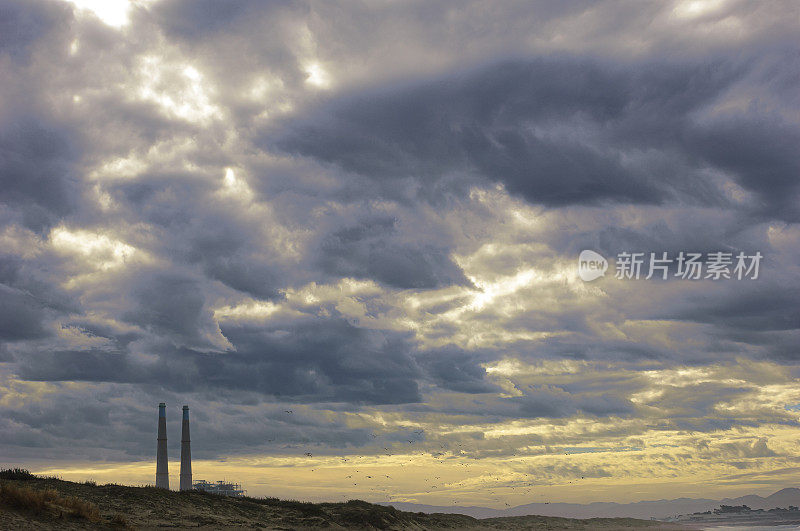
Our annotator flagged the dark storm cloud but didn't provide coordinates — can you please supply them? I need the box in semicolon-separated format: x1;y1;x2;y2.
151;0;290;41
122;272;220;350
502;334;670;364
0;381;377;460
415;347;499;394
687;113;800;221
0;114;79;231
274;56;799;220
184;414;374;459
513;386;578;418
673;285;800;333
16;349;129;383
65;318;141;349
110;171;217;228
0;286;50;341
110;165;466;295
0;249;80;344
0;0;69;63
214;319;422;404
109;174;285;299
1;0;798;476
316;216;468;289
180;211;283;300
201;256;282;299
0;1;81;232
0;390;165;461
545;212;771;263
511;386;635;419
17;318;422;405
577;394;635;417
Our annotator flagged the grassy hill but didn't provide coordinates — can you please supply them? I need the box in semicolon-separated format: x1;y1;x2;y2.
0;469;688;529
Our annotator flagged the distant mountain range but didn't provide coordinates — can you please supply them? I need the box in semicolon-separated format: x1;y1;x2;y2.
383;487;800;520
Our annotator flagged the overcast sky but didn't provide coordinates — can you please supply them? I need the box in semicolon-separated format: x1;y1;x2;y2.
1;0;799;506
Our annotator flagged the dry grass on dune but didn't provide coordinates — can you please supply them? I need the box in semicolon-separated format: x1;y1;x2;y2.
0;469;689;530
0;481;100;521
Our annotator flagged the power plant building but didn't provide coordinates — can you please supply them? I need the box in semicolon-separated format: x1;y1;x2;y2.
193;480;246;497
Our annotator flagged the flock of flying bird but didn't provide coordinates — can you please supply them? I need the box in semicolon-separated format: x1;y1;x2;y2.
274;409;590;506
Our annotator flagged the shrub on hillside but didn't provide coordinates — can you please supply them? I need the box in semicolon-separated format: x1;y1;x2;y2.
0;468;36;480
62;495;101;520
0;483;52;512
0;482;100;521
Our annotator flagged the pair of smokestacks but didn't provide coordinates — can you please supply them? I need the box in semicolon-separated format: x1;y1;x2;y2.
156;403;192;490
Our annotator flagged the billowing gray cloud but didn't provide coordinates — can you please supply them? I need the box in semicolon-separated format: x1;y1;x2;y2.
415;347;499;394
316;216;468;289
0;1;81;232
17;317;422;405
0;0;798;498
0;113;79;231
152;0;291;41
123;271;222;350
272;57;798;217
674;285;800;333
0;0;69;63
0;286;50;341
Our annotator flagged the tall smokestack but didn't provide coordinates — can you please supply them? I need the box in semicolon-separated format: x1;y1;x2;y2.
180;405;192;491
156;402;169;489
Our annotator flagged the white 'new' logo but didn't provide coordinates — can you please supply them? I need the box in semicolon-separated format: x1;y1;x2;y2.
578;250;608;281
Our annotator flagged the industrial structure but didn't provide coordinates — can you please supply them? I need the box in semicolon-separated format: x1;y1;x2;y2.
156;403;169;489
155;402;193;490
180;405;192;491
155;403;241;495
193;480;246;497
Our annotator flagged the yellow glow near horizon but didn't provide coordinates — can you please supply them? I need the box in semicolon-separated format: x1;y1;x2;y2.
28;424;800;506
8;358;800;507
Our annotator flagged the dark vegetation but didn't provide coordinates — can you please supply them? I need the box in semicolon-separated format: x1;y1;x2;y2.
0;469;688;529
0;481;100;521
0;468;37;480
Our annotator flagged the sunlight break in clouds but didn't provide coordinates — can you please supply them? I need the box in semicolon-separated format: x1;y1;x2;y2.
61;0;145;28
